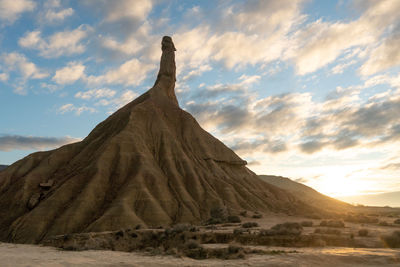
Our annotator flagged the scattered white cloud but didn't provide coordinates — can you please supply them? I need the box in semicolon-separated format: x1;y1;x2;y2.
1;52;48;93
43;0;74;23
58;103;96;115
87;58;155;86
331;60;357;75
101;35;143;55
287;0;400;75
52;62;85;85
360;33;400;76
96;90;138;109
75;88;116;100
102;0;152;22
18;25;91;58
0;0;35;24
0;72;8;81
0;134;80;151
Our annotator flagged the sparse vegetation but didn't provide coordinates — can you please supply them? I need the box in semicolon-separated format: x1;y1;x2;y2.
260;222;303;236
184;239;200;250
344;214;379;224
227;215;241;223
242;222;259;228
358;229;369;237
301;221;313;227
379;221;389;226
233;228;248;235
381;231;400;248
319;220;345;228
252;212;262;219
394;219;400;224
252;214;262;219
314;228;341;235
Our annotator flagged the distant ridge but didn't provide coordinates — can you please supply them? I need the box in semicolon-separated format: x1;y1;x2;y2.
0;165;8;171
259;175;351;211
339;191;400;208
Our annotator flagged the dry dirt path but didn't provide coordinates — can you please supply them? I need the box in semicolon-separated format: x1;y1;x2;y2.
1;242;400;266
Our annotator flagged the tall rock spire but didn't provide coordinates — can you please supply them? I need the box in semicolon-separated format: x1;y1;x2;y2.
153;36;178;106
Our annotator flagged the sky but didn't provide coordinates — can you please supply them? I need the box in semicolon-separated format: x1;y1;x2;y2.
1;0;400;200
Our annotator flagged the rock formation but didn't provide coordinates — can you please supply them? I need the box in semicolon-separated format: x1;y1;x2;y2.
0;36;312;244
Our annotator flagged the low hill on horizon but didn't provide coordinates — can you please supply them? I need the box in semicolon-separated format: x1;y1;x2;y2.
259;175;352;212
338;191;400;208
0;165;8;171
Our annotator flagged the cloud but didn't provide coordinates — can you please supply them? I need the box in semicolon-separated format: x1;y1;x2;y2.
87;58;155;86
360;32;400;76
2;52;48;80
18;25;91;58
43;0;74;22
102;0;152;22
96;90;138;109
101;35;143;55
0;72;8;81
380;162;400;170
1;52;48;93
287;0;400;75
52;62;85;84
58;103;96;115
331;60;357;75
75;88;116;100
0;134;80;151
173;0;304;74
0;0;35;24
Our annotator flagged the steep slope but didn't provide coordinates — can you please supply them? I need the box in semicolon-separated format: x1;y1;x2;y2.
0;37;313;244
259;175;351;211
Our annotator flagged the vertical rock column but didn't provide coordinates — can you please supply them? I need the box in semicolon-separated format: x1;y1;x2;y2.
153;36;179;106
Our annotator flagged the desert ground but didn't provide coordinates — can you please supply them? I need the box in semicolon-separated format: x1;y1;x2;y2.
2;212;398;267
0;242;399;267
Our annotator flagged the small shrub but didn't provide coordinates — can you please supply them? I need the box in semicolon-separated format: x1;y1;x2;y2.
172;223;192;233
252;214;262;219
210;206;228;220
135;224;142;230
240;211;247;217
206;218;223;225
320;220;344;228
242;222;259;228
358;229;369;237
228;245;242;254
344;214;379;224
270;222;303;235
301;221;313;227
233;228;248;234
379;221;389;226
314;228;341;235
185;239;200;250
393;219;400;224
115;230;124;238
227;215;241;223
381;231;400;248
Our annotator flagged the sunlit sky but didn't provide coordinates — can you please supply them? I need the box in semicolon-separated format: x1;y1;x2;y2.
1;0;400;198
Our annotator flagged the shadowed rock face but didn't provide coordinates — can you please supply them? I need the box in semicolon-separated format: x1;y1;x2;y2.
0;36;312;244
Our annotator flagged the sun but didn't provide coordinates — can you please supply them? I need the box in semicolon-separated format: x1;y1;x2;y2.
309;167;372;198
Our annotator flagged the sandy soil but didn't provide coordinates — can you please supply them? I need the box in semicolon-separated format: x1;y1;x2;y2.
1;242;399;267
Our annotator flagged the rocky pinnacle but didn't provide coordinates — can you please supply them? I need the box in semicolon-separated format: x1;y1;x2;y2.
153;36;179;106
